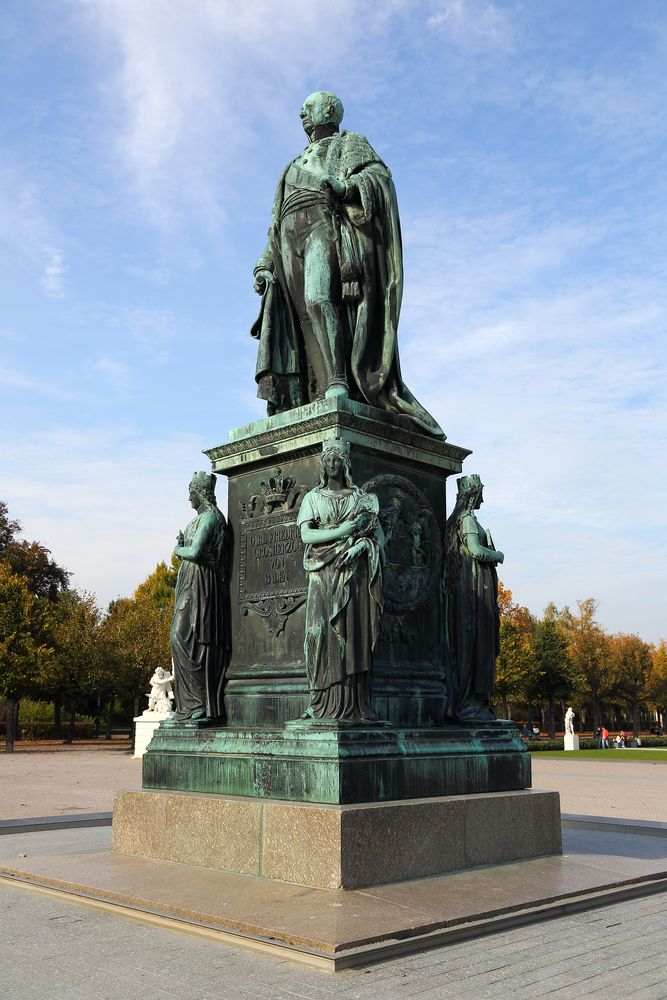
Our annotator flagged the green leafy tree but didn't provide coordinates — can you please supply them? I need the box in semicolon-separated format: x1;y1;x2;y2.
40;591;104;742
566;598;613;732
611;633;653;737
495;582;537;720
648;640;667;725
532;609;573;737
0;564;51;750
100;562;175;722
0;501;70;599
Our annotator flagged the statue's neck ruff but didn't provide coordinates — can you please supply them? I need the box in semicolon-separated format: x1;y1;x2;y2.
310;123;339;143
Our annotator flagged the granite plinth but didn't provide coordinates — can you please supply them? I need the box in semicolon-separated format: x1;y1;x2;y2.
143;721;530;804
113;788;561;889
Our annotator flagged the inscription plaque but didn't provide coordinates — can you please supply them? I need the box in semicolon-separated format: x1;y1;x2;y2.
239;512;307;636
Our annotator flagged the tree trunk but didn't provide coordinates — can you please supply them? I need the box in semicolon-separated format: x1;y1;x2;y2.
54;694;62;740
105;698;113;740
592;694;601;733
501;698;509;720
65;700;76;744
545;701;556;739
94;691;102;740
5;695;18;752
632;703;639;739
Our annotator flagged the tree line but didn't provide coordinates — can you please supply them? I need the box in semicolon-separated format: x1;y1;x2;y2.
496;583;667;738
0;501;174;750
2;501;665;748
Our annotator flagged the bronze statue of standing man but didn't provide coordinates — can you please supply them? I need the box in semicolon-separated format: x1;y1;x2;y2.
251;91;443;438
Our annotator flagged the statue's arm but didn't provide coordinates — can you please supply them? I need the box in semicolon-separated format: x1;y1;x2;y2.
300;520;356;545
253;243;275;294
174;512;216;562
461;516;504;564
253;168;288;292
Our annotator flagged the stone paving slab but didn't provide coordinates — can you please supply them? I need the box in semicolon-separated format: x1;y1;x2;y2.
2;875;667;998
1;824;666;968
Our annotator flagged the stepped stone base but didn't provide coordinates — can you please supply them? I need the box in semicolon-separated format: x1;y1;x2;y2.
113;787;561;890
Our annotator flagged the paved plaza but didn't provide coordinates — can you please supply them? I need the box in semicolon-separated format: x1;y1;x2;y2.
1;748;666;997
2;877;666;999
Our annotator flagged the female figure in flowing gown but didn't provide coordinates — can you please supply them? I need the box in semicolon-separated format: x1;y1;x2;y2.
297;439;385;721
444;474;504;722
169;472;229;723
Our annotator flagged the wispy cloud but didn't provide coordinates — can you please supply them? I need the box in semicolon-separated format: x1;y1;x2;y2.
1;425;207;607
427;0;514;53
76;0;389;227
39;245;66;296
0;165;68;296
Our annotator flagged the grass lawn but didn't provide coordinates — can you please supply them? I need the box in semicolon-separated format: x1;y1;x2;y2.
531;749;667;762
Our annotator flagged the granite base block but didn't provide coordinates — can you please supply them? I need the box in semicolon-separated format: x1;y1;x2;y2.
113;788;561;890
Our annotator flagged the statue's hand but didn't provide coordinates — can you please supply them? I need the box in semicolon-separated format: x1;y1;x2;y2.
338;519;357;538
253;270;275;295
340;542;362;567
176;531;185;546
320;176;347;199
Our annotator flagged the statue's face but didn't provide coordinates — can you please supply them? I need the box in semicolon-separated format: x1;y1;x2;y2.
473;486;484;509
189;486;199;509
323;450;344;480
300;92;337;137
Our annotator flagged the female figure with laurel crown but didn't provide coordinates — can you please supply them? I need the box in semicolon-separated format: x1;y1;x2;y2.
297;440;385;721
443;474;504;722
169;472;229;723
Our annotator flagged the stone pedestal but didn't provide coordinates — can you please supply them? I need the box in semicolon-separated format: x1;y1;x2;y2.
113;787;561;890
205;395;470;729
564;733;580;751
133;713;171;759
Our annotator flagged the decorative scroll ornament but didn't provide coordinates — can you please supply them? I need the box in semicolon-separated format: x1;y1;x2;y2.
240;594;306;638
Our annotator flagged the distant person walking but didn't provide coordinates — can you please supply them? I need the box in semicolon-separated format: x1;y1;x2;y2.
600;726;609;749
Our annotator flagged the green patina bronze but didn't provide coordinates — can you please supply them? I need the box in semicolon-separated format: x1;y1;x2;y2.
444;474;505;722
142;94;530;805
143;720;528;804
166;472;229;724
251;91;443;437
298;438;384;722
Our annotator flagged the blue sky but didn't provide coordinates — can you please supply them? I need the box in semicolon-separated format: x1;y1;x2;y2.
1;0;665;641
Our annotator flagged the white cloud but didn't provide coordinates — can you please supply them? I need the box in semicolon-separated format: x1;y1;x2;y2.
0;425;211;608
427;0;514;53
39;245;66;296
0;165;68;296
76;0;388;227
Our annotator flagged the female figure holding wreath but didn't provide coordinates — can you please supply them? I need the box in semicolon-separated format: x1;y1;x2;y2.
297;439;385;721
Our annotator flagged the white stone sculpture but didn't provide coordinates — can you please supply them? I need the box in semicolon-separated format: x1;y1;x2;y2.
563;706;579;751
146;666;175;717
133;666;175;758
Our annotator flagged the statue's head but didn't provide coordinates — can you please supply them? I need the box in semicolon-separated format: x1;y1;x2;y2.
319;436;353;487
456;473;483;511
300;91;344;138
189;471;217;509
